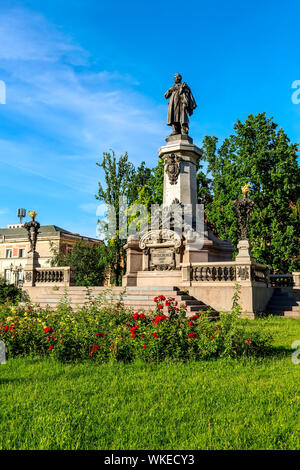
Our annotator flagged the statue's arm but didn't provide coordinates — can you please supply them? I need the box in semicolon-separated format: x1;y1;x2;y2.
164;86;174;99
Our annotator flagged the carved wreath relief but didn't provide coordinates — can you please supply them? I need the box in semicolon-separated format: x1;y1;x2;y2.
165;153;181;185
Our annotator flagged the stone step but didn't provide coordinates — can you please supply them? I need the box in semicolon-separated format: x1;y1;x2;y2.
267;311;300;318
126;286;179;292
25;285;215;317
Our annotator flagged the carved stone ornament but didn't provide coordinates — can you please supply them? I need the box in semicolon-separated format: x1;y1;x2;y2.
237;266;250;281
25;272;32;282
165;153;182;185
139;229;182;250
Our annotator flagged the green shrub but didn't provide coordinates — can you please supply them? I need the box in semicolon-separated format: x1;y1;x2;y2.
0;278;22;305
0;288;273;363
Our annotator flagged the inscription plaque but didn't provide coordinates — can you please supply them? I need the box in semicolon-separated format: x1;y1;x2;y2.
150;247;175;270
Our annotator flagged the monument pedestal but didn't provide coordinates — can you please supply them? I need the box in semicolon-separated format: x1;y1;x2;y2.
123;133;235;288
159;134;201;209
23;252;40;287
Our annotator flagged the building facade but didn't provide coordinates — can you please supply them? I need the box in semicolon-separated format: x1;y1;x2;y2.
0;224;101;286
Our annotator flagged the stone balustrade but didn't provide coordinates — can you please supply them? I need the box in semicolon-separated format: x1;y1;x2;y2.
269;274;294;287
190;263;237;282
183;261;270;285
34;267;74;286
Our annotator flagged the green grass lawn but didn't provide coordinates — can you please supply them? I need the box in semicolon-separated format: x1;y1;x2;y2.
0;316;299;450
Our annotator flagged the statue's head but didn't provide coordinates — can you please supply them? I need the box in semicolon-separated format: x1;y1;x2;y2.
174;73;182;83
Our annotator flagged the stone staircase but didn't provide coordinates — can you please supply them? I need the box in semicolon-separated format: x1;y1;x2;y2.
266;288;300;318
24;285;214;317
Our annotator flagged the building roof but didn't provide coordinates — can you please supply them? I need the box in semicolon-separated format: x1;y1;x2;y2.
0;225;73;236
0;225;100;243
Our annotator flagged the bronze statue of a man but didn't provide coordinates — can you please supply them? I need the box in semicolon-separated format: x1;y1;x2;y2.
164;73;197;135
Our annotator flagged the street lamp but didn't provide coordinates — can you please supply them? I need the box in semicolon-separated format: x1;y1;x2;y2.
10;263;24;287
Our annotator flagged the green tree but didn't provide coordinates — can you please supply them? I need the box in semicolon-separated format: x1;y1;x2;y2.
201;113;300;272
128;158;164;209
95;150;135;285
50;241;108;287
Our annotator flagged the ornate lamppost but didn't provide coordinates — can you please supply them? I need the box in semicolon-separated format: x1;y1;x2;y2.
10;263;23;287
233;184;254;262
23;211;40;254
232;184;254;240
23;211;40;287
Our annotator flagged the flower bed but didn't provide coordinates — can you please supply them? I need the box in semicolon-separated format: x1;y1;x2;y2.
0;294;273;363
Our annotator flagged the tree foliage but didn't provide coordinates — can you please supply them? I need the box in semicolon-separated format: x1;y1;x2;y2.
201;113;300;272
50;241;108;287
95;151;137;285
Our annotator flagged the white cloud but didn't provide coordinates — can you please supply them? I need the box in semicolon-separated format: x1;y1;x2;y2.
0;6;164;164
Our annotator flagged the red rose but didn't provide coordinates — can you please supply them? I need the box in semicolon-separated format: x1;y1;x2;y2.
158;295;166;301
211;336;214;340
49;345;54;350
188;321;194;327
188;333;197;338
165;301;170;307
190;314;199;320
131;333;137;338
4;326;9;332
142;344;147;349
157;304;163;310
154;296;158;302
133;313;139;320
139;314;146;319
152;332;158;338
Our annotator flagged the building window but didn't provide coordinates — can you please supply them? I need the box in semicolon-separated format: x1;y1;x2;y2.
4;269;11;283
6;249;12;258
19;249;25;258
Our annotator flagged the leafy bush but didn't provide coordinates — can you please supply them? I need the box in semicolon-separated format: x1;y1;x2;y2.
0;278;22;305
0;288;273;363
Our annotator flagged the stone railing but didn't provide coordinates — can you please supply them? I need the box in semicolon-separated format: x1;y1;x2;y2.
269;274;294;287
190;263;237;282
35;267;74;285
183;261;270;285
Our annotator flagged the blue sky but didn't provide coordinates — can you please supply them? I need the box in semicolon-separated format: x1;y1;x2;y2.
0;0;300;237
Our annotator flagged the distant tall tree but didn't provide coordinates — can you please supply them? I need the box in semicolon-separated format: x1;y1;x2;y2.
201;113;300;272
95;151;135;285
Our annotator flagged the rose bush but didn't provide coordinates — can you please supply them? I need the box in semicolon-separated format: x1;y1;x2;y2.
0;293;273;363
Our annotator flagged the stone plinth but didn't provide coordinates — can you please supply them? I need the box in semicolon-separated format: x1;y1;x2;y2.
235;239;254;263
23;252;40;287
122;236;143;287
158;134;202;208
